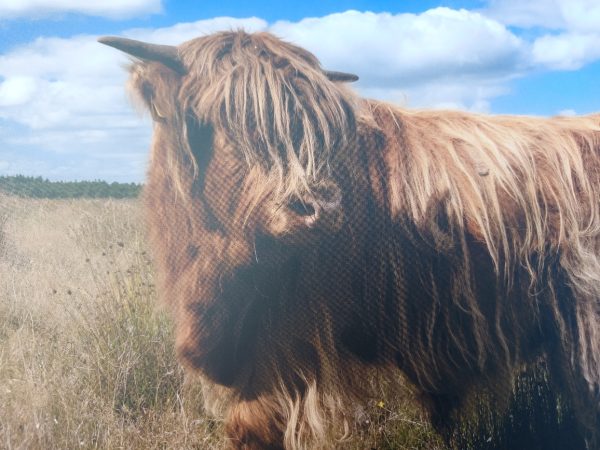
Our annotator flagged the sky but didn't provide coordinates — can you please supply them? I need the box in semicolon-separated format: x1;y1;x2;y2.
1;0;600;182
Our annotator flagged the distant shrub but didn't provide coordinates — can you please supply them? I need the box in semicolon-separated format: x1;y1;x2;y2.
0;175;141;198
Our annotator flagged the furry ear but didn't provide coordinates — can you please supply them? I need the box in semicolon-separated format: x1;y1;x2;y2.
99;36;184;122
128;62;179;123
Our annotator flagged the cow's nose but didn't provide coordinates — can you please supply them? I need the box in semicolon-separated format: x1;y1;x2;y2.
287;198;319;219
287;184;343;229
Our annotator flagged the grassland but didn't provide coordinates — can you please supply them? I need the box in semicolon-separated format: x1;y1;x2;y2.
0;194;442;449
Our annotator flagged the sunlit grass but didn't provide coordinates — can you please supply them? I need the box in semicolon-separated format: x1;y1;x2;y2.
0;195;221;449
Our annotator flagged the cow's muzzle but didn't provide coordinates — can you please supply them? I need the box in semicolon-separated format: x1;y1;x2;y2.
286;185;343;231
266;182;344;242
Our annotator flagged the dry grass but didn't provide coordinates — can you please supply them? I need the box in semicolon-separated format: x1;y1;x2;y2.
0;194;220;449
0;193;441;449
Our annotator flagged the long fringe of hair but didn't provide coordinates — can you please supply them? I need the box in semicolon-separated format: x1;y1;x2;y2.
178;31;357;199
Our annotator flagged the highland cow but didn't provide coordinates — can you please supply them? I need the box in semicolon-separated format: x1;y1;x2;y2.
99;31;600;449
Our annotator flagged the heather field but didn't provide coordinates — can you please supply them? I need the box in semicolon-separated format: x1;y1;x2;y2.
0;194;442;450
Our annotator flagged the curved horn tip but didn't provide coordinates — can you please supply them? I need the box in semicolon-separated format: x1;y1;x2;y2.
96;35;186;75
97;36;129;49
324;70;359;83
97;36;116;45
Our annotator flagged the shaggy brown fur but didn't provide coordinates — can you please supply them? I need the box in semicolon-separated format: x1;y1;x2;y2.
103;30;600;449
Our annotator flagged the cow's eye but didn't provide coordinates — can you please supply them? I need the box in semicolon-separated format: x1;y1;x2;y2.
186;114;214;177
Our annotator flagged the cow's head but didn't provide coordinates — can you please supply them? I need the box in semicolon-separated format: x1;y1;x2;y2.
100;31;358;262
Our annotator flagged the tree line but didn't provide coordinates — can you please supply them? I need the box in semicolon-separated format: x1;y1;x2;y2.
0;175;142;199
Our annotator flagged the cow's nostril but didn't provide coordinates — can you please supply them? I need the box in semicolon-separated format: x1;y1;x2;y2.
319;186;339;204
288;199;316;217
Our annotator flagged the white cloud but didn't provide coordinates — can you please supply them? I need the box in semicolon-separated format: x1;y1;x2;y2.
483;0;600;31
0;0;162;19
0;76;37;106
532;32;600;70
361;81;510;113
558;0;600;33
483;0;600;72
483;0;566;29
0;35;136;132
271;8;526;88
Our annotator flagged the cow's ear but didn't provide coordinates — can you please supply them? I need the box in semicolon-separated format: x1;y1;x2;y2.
128;62;177;123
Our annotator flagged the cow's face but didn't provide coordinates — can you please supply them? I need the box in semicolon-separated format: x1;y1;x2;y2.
100;31;357;259
198;125;346;245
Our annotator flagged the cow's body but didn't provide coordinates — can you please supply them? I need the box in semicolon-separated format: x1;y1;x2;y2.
101;31;600;449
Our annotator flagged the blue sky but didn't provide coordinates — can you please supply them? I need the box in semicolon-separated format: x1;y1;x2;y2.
1;0;600;182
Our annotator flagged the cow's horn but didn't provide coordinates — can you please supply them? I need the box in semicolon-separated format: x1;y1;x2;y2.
324;70;359;82
98;36;186;75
